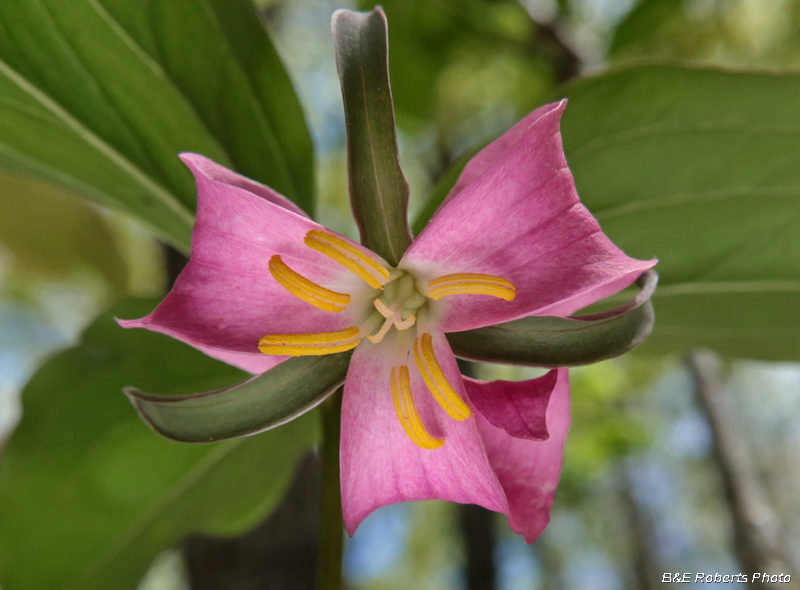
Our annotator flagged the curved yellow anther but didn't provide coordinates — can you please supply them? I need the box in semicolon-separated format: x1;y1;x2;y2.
269;255;351;312
391;366;444;450
426;273;516;301
305;230;391;289
413;333;471;421
258;327;360;356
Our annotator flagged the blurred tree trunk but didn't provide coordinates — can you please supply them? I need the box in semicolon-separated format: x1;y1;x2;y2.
618;462;662;590
457;360;497;590
687;350;797;589
459;504;497;590
184;452;321;590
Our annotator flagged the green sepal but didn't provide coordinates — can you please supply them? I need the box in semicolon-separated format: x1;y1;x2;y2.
332;8;412;265
447;270;658;367
126;352;352;443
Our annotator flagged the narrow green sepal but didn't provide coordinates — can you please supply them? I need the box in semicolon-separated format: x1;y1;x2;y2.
447;270;658;367
125;352;352;443
332;8;412;265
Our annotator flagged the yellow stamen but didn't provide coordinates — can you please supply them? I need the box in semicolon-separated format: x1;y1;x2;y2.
305;230;391;289
427;284;516;301
391;366;444;450
269;255;351;312
258;327;360;356
426;273;516;301
413;333;471;421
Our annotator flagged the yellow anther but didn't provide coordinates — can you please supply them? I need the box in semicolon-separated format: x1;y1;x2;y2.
413;333;471;421
305;230;391;289
426;273;516;301
269;255;351;312
258;327;361;356
391;366;444;450
427;284;516;301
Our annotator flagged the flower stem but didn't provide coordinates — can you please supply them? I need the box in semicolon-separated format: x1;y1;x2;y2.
318;387;344;590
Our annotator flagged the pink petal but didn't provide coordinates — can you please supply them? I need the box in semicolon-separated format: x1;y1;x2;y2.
340;334;508;535
121;156;380;354
180;341;287;375
468;370;557;440
466;368;570;543
400;101;655;332
443;103;558;207
180;153;309;217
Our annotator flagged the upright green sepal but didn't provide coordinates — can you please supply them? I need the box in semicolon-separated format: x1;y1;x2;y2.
126;352;353;443
448;271;658;367
332;8;412;266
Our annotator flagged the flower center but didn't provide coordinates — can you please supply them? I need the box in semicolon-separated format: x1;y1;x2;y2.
258;230;518;449
259;230;518;355
366;273;426;344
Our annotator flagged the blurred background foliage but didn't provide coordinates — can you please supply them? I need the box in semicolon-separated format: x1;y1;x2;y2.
1;0;800;588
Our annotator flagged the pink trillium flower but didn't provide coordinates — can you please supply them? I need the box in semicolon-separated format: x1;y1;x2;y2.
122;100;655;542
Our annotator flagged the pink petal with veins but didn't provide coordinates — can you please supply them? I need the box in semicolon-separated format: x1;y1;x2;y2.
401;101;654;332
468;370;557;440
121;156;380;354
466;368;570;543
340;334;507;535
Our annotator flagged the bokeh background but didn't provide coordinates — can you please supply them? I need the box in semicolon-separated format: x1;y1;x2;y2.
2;0;800;588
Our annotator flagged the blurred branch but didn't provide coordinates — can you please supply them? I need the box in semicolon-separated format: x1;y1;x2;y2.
184;452;321;590
687;350;797;588
457;360;497;590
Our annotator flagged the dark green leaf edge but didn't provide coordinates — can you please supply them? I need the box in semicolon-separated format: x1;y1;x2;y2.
447;270;658;367
125;352;352;443
332;8;412;266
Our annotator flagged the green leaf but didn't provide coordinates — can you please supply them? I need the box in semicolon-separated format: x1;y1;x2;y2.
448;271;657;367
560;64;800;360
0;0;314;252
127;353;351;443
0;298;318;590
608;0;684;57
333;8;412;266
0;170;127;291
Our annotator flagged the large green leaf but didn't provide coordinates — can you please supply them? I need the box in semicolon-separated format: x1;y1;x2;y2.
560;64;800;360
333;8;412;266
0;298;318;590
0;0;313;252
0;170;127;291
